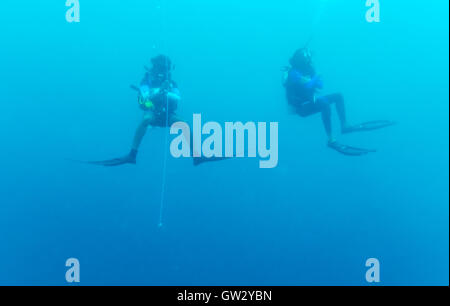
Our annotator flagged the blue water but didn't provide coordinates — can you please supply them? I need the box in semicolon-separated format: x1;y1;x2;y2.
0;0;448;285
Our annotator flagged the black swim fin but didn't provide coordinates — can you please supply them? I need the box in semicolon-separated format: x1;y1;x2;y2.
193;156;229;166
70;151;137;167
343;120;396;134
86;156;136;167
328;141;376;156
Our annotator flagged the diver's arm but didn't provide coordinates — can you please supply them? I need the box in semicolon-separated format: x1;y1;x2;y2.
303;75;323;90
147;88;180;102
148;88;162;99
290;69;323;90
167;87;181;102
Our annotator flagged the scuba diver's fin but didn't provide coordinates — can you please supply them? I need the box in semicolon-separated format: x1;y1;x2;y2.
69;157;136;167
71;150;137;167
86;156;136;167
193;156;229;167
328;141;376;156
343;120;396;134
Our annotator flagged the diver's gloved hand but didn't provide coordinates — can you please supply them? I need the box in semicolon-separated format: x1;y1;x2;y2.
313;75;324;89
304;75;323;90
153;87;171;100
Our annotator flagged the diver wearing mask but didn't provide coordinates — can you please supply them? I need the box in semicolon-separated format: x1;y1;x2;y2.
284;48;395;155
87;55;225;166
94;55;181;166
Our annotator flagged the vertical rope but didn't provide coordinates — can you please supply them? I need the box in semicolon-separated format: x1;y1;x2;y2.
158;0;169;228
306;0;326;47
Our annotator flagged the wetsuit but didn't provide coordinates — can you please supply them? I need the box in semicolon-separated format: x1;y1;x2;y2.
139;72;181;127
284;68;347;137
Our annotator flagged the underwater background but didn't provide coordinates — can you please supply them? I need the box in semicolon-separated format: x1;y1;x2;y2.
0;0;448;285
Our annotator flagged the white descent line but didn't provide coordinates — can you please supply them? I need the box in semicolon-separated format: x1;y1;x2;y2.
158;0;170;228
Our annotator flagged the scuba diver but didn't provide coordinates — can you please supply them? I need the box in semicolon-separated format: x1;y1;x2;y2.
87;55;220;166
283;48;395;156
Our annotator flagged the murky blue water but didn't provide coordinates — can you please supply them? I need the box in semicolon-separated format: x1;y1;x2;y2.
0;0;448;285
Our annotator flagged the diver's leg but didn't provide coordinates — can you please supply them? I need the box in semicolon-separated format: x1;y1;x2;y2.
129;114;153;162
319;94;348;132
85;114;152;166
301;98;334;142
333;94;348;131
169;115;227;166
132;119;151;151
320;104;334;142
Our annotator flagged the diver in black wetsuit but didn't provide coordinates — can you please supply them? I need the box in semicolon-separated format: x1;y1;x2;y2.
284;48;395;156
87;55;225;166
90;55;181;166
